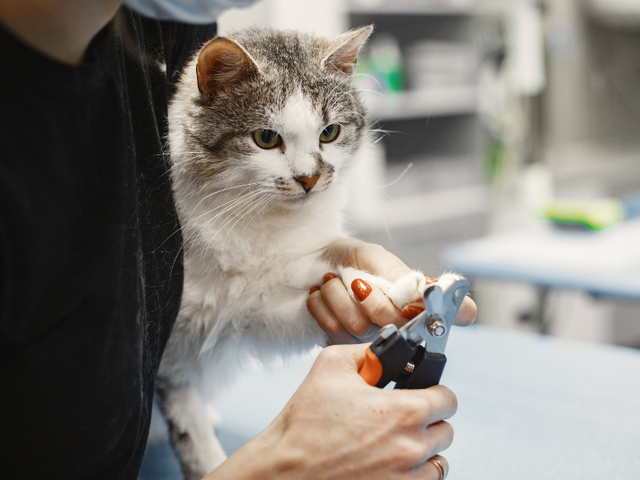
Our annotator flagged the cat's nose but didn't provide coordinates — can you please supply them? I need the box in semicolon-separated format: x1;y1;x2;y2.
295;175;320;193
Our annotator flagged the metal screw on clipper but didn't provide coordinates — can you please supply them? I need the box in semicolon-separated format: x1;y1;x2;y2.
427;315;446;337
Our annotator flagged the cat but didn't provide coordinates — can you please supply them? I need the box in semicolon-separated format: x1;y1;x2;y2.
157;26;434;479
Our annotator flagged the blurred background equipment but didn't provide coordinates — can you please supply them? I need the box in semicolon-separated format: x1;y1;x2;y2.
218;0;640;347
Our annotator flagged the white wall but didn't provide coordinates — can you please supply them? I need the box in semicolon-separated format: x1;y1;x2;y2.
218;0;348;36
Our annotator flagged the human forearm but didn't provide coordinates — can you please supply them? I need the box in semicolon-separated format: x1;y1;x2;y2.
203;344;455;480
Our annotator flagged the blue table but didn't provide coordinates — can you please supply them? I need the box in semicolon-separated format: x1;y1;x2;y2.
441;218;640;302
140;326;640;480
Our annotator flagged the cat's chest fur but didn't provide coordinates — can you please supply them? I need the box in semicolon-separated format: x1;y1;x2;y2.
178;195;343;334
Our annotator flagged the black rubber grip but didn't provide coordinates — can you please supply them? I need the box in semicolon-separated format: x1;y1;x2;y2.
394;347;447;390
370;332;416;388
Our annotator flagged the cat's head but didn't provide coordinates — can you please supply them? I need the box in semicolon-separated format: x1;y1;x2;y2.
171;26;372;210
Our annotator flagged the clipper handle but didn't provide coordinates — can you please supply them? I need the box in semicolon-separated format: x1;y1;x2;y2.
394;346;447;390
358;331;415;388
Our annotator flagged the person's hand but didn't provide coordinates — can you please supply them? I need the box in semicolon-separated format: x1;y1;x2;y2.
204;344;456;480
308;238;477;344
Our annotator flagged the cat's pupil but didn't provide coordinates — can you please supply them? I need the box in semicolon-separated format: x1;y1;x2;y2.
320;124;340;143
261;130;276;143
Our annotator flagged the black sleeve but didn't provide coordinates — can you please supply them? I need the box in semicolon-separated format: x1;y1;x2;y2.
0;11;215;480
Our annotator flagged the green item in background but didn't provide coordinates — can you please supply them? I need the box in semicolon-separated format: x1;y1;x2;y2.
483;134;506;184
540;198;622;231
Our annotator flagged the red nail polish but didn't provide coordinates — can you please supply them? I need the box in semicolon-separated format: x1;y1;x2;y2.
401;305;425;320
351;278;372;302
425;275;437;284
323;273;336;284
309;286;320;294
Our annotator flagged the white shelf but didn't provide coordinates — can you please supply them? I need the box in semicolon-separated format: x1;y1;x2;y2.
363;85;477;121
356;184;488;230
349;1;476;16
586;0;640;27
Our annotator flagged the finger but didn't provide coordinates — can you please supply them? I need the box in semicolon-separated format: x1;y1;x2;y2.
416;454;449;480
413;385;458;425
423;421;454;457
401;293;477;327
307;287;357;345
453;296;477;326
321;274;373;337
350;278;405;328
313;343;371;376
324;239;412;282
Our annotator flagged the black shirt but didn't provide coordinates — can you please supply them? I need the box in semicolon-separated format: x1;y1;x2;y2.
0;9;215;479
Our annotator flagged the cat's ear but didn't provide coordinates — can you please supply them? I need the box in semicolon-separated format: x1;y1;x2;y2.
322;25;373;76
196;37;259;97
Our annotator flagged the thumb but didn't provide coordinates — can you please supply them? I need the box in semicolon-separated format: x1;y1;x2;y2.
314;343;371;377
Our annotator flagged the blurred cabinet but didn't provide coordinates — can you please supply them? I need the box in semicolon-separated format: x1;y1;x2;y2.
347;0;488;270
543;0;640;196
350;1;481;161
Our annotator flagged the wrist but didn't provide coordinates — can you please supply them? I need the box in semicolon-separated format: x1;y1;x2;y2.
202;420;302;480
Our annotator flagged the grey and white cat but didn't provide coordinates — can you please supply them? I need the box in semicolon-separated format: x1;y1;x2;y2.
158;26;434;479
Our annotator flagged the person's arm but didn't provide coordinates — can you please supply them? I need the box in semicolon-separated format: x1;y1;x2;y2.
205;343;454;480
0;0;120;65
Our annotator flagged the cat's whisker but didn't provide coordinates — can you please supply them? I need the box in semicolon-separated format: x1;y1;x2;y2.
354;88;384;97
380;162;413;189
238;194;277;238
213;194;269;240
223;193;276;242
195;190;268;232
182;185;269;229
177;189;269;261
198;190;271;252
352;72;384;90
163;190;257;247
191;183;264;212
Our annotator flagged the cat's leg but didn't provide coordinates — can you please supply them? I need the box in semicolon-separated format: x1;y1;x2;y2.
156;382;227;480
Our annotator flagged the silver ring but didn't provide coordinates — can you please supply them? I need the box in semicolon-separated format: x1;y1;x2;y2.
427;457;446;480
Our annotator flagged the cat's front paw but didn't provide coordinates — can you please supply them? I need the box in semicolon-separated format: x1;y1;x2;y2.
337;266;428;311
338;268;463;313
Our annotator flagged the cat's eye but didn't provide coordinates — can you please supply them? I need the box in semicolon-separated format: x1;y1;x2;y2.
253;129;282;149
319;124;340;143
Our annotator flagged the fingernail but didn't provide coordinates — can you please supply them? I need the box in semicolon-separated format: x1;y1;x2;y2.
425;275;437;284
401;305;425;319
309;286;320;294
323;273;336;284
351;278;371;302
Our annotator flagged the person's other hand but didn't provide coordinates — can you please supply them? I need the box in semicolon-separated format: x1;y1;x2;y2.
205;343;455;480
308;238;476;344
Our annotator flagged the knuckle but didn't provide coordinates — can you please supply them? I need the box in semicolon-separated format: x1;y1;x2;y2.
431;385;458;417
426;421;454;453
317;345;342;362
351;321;371;336
354;243;387;268
394;439;428;468
450;391;458;414
370;298;392;321
394;396;429;427
440;387;458;415
323;322;344;335
390;437;428;470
